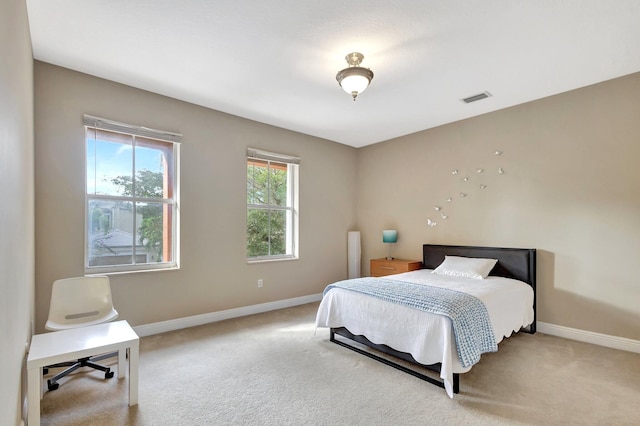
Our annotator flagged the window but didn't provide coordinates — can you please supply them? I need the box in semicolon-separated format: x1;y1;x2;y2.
247;148;299;261
84;115;180;273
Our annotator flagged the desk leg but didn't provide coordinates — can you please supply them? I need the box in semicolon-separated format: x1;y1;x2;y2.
118;348;126;379
128;341;139;406
27;367;41;426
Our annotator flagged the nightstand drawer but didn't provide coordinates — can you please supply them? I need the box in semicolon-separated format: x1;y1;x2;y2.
370;258;422;277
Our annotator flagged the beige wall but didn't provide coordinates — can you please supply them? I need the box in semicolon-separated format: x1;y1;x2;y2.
0;0;35;423
32;58;640;343
34;62;358;332
357;72;640;340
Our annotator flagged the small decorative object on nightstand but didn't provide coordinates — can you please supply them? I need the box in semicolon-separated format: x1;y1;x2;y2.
370;258;422;277
382;229;398;260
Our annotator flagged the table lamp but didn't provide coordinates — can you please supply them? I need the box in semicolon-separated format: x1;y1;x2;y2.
382;229;397;260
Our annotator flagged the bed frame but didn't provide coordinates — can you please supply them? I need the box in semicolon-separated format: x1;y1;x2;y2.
330;244;537;394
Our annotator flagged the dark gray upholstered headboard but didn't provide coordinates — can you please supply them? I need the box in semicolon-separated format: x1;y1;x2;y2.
423;244;537;333
422;244;536;289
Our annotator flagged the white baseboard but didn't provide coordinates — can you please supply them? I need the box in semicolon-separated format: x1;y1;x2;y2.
133;293;323;337
537;322;640;354
132;298;640;355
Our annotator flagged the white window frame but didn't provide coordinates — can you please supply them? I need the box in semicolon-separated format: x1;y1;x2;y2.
84;115;181;274
246;147;299;263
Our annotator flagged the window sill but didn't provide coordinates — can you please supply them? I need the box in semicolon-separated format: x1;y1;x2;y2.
85;266;180;276
246;257;298;265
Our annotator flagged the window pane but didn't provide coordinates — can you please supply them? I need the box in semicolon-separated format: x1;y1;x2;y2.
87;199;135;266
86;129;133;196
268;210;286;255
268;162;288;207
135;137;172;199
247;209;287;257
247;159;268;205
135;201;171;263
247;208;270;257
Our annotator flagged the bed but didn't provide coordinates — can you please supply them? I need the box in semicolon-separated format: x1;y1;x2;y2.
315;244;536;397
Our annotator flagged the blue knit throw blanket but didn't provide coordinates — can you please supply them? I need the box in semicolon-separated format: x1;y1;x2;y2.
324;277;497;368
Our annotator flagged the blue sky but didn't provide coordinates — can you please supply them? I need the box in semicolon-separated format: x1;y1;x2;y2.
87;137;164;195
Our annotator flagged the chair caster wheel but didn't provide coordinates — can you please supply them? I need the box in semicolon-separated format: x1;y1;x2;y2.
105;370;114;379
47;381;59;391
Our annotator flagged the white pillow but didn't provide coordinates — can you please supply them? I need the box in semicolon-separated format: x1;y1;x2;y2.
432;256;498;280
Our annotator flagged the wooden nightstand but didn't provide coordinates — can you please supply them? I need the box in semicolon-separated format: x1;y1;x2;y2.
370;258;422;277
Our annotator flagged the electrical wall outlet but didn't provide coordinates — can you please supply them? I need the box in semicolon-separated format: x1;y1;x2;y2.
257;279;263;288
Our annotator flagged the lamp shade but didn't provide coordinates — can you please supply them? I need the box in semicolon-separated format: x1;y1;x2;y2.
382;230;397;243
337;68;373;96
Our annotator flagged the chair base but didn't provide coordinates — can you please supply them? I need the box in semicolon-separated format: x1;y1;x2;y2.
44;351;117;391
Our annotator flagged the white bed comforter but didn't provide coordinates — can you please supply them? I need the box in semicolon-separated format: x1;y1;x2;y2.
314;269;534;397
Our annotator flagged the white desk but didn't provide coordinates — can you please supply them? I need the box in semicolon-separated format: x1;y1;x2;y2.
27;320;139;425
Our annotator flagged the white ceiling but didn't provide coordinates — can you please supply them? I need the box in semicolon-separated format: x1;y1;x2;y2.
26;1;640;148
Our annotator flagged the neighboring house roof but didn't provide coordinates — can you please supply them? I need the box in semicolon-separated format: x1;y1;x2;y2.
90;229;143;250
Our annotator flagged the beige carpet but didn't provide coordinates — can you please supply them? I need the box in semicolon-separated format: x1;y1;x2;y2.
38;302;640;425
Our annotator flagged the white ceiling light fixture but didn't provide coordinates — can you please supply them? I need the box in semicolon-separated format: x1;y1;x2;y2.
336;52;374;101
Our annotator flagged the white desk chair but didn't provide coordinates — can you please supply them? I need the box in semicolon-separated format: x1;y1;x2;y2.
44;276;119;391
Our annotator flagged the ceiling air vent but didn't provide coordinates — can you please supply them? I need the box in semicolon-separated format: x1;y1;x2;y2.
460;91;492;104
